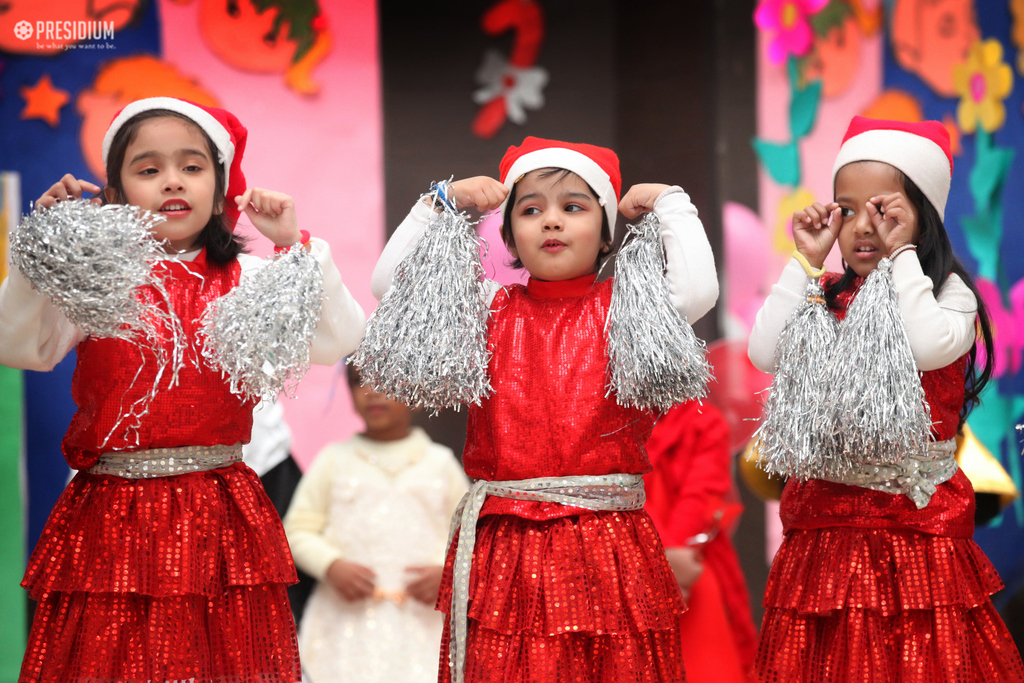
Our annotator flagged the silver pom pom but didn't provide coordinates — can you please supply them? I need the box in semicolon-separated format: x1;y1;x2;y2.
11;200;190;447
351;181;492;413
817;258;932;472
11;199;174;342
606;212;711;411
198;244;324;402
753;281;839;479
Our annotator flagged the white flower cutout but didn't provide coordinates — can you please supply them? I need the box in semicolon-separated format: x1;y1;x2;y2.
473;49;549;125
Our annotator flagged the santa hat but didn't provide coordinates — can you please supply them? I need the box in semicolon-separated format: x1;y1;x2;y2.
832;116;953;220
499;136;621;236
102;97;248;229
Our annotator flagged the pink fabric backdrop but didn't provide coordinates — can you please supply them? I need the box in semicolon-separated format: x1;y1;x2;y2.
159;0;383;467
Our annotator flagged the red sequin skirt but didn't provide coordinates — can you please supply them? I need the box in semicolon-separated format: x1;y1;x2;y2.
436;509;687;683
19;462;301;683
754;526;1024;682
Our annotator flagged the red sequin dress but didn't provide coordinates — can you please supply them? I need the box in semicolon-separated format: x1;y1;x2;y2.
645;401;758;681
435;274;686;683
20;251;302;683
753;275;1024;683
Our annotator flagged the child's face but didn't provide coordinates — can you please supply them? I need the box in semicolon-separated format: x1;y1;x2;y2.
507;170;606;281
834;161;919;277
118;116;220;253
350;381;413;439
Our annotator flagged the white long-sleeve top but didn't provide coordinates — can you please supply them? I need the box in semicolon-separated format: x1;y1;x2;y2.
370;186;720;323
0;237;366;371
283;427;470;581
747;250;978;374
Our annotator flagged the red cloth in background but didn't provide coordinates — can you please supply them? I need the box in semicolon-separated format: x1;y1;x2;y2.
645;400;759;678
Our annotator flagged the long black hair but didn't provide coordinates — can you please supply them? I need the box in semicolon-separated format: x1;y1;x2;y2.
102;109;248;263
500;168;612;271
824;169;994;428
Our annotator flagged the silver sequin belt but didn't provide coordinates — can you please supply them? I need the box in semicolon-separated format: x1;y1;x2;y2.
822;438;958;509
446;473;646;683
87;443;244;479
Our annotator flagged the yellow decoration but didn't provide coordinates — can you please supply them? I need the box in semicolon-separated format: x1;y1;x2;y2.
774;187;814;255
739;439;785;502
952;39;1014;134
956;423;1019;509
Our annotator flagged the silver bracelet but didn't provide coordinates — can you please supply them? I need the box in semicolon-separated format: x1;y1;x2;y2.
889;243;918;260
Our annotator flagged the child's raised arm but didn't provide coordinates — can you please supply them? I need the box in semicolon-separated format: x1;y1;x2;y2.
619;184;719;324
370;177;507;304
235;188;366;364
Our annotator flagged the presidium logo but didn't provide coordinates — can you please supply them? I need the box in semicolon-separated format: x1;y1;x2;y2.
13;19;115;42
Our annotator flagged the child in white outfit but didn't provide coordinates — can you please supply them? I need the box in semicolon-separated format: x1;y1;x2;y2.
284;365;469;683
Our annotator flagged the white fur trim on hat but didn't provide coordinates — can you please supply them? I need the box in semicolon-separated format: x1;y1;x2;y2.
101;97;234;193
499;147;618;236
832;129;951;220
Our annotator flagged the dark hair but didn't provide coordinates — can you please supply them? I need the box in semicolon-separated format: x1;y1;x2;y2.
103;109;247;263
499;168;612;271
345;361;362;388
824;168;994;428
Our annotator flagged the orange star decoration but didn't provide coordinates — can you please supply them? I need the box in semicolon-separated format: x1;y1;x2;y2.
21;74;70;127
952;40;1013;134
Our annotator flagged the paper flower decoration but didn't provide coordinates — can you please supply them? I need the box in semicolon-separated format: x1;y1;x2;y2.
472;49;549;138
952;39;1014;134
755;0;830;65
774;187;815;254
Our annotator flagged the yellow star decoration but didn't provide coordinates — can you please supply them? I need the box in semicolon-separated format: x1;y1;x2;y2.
774;187;815;255
21;74;70;127
952;40;1013;134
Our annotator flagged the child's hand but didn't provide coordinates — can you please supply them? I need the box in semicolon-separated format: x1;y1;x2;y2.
664;547;704;602
792;202;842;269
326;559;376;601
448;176;508;213
36;174;102;210
867;192;918;255
236;188;302;248
404;565;444;605
618;183;670;220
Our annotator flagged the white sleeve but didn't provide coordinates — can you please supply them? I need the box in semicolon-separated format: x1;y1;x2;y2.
0;266;85;371
747;258;812;373
238;237;367;365
654;187;719;324
282;447;344;581
370;200;501;307
892;251;977;371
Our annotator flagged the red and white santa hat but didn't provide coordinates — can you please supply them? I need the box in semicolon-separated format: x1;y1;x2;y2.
832;116;953;220
499;136;621;236
102;97;248;229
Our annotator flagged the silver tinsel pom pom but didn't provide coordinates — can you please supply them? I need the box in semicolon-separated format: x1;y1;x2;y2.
753;281;839;479
198;244;324;402
11;199;189;446
11;199;173;341
817;258;932;472
606;212;711;411
350;182;492;413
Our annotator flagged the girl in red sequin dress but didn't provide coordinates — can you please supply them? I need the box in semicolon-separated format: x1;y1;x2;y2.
748;117;1023;682
371;137;719;683
0;97;366;683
